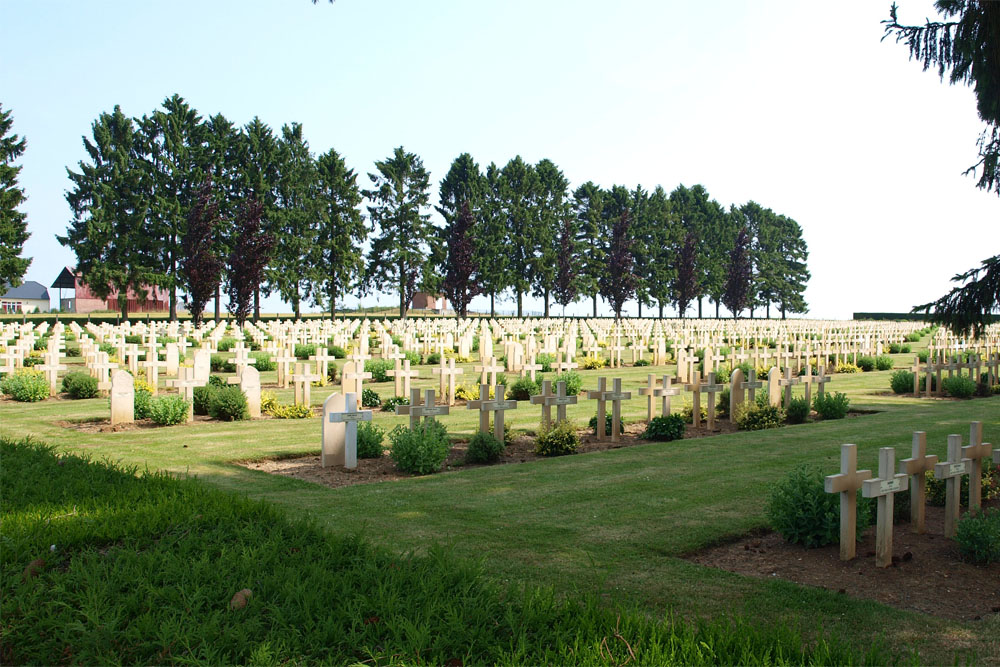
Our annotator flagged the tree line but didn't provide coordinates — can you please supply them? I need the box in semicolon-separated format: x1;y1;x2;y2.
54;95;809;323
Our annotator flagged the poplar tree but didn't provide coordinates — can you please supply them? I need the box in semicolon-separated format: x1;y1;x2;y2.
204;113;241;319
364;147;436;318
0;103;30;288
644;186;676;318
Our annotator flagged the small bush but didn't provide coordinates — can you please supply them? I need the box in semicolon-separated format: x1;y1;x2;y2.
901;344;911;353
536;353;556;373
252;352;276;372
134;389;152;419
66;373;100;399
124;334;143;344
508;376;539;401
906;332;922;342
382;395;410;412
926;464;1000;506
148;395;190;425
465;431;505;464
65;347;81;357
942;375;976;399
266;403;312;419
327;363;339;384
1;370;48;402
917;350;929;362
633;358;650;367
455;384;479;401
390;420;450;474
716;387;730;418
216;338;236;352
641;414;685;441
208;375;227;388
534;420;579;456
425;352;441;366
766;465;872;548
955;508;1000;564
550;371;582;396
875;355;894;371
681;404;707;424
890;370;915;395
210;354;228;372
365;358;394;383
209;385;249;421
580;355;606;370
329;345;346;359
361;387;381;408
192;385;216;416
22;355;43;367
888;343;901;354
589;412;624;435
403;350;421;365
785;397;810;424
856;356;875;372
734;402;785;431
813;392;850;419
835;362;860;374
62;370;90;394
356;422;385;459
260;390;278;415
295;344;317;360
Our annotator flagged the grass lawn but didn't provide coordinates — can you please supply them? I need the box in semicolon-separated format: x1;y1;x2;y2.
2;345;998;663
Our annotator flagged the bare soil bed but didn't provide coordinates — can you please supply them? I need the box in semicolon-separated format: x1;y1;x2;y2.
687;500;1000;621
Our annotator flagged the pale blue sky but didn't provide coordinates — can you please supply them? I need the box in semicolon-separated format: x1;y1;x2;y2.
3;0;997;317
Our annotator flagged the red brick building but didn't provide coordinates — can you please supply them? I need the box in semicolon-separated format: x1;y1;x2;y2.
51;267;169;314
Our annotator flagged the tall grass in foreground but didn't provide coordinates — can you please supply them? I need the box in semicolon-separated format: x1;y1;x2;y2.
0;437;901;665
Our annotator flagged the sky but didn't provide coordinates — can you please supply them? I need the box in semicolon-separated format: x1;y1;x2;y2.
2;0;997;319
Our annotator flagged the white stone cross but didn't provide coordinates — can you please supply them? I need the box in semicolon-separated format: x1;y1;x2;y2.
389;359;420;398
467;384;517;441
933;434;970;538
308;346;335;383
432;357;463;406
291;362;321;407
684;370;704;428
273;347;298;389
778;367;801;409
862;447;908;568
530;379;555;426
35;352;67;396
474;356;504;388
744;368;763;404
813;365;831;397
520;354;543;382
824;443;872;561
166;366;199;423
699;372;723;431
638;374;659;422
340;361;373;396
962;421;992;511
654;375;681;417
323;391;372;469
544;379;578;425
898;431;938;534
396;388;450;430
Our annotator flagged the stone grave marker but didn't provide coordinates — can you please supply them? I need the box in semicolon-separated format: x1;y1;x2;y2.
165;343;180;376
862;447;908;568
241;366;261;419
465;384;493;433
432;357;463;406
166;367;199;423
744;368;763;404
700;372;723;431
341;361;372;396
824;443;872;561
396;388;450;430
933;434;970;538
321;392;347;468
110;370;134;426
766;367;781;407
291;362;321;407
638;374;659;422
813;365;831;397
778;367;800;409
962;421;991;511
325;392;372;470
898;431;937;534
193;349;211;386
729;368;745;420
684;371;704;428
655;375;681;417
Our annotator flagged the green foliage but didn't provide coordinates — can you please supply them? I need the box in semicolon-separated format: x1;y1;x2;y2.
906;332;922;342
875;355;894;371
356;422;385;459
766;465;872;548
294;343;316;360
465;431;505;464
133;388;152;419
835;362;860;374
888;343;901;354
65;347;81;358
734;401;785;431
641;414;686;442
534;419;580;456
918;350;929;362
716;387;730;418
124;334;143;344
536;353;556;373
890;370;915;394
508;376;539;401
389;420;450;475
633;358;650;367
550;370;582;396
216;337;236;352
60;371;96;399
403;350;421;365
206;375;225;388
856;356;875;372
148;395;190;426
265;402;312;419
681;404;707;424
926;465;1000;506
329;345;346;359
361;387;381;408
365;358;394;383
210;353;228;372
901;344;912;353
425;352;441;365
589;412;624;435
580;355;606;370
955;508;1000;564
209;385;249;421
192;385;216;416
251;352;275;371
942;375;976;398
382;395;409;412
812;392;850;420
0;370;48;402
785;397;810;424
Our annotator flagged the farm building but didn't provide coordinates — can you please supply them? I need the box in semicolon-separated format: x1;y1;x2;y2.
50;267;169;314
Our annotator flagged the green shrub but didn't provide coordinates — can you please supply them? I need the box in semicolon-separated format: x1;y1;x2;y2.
1;370;48;402
361;387;381;408
534;419;579;456
465;431;505;464
536;353;556;373
633;358;650;367
589;412;624;435
390;420;450;474
954;508;1000;564
61;370;88;394
210;353;228;372
734;402;785;431
875;355;894;371
403;350;421;365
890;370;915;394
856;356;875;372
766;465;873;548
382;395;409;412
835;362;860;374
134;389;152;419
785;397;810;424
917;350;929;362
216;337;236;352
681;404;707;424
357;422;385;459
329;345;346;359
327;363;339;383
124;334;143;344
641;414;686;442
65;347;81;357
425;352;441;365
208;375;227;388
508;376;539;401
365;358;394;382
942;375;976;398
551;371;582;396
209;385;249;421
716;387;730;418
22;355;43;367
926;465;1000;506
192;385;216;416
266;403;313;419
901;344;911;353
148;395;190;425
906;332;922;342
813;392;850;420
580;355;607;370
65;372;99;399
295;343;316;360
888;343;901;354
252;352;275;372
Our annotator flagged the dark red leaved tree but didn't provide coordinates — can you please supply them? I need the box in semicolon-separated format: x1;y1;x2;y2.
180;179;224;325
723;226;753;318
674;231;699;318
441;200;481;318
598;210;636;320
226;199;275;325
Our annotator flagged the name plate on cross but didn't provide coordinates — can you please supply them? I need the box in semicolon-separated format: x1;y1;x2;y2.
329;411;370;423
605;392;629;401
949;462;968;476
879;479;901;494
490;400;517;410
420;406;448;416
551;397;575;405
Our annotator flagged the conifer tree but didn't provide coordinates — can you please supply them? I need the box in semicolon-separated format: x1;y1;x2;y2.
572;182;606;317
499;156;538;317
477;163;509;317
0;103;30;288
643;186;677;318
552;212;582;312
532;159;570;317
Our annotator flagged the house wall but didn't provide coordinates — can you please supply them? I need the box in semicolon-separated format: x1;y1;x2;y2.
0;298;49;313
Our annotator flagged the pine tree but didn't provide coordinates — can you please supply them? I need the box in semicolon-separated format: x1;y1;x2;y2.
499;156;538;317
0;103;30;287
643;186;677;318
477;163;509;317
774;215;810;318
532;159;570;317
180;179;224;325
226;199;274;326
722;226;752;318
204;113;241;320
572;182;606;317
364;147;436;318
598;209;637;320
441;201;481;318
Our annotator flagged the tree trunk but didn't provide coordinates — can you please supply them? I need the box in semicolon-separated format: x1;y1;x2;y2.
750;305;755;318
214;284;221;322
490;293;495;318
697;298;703;319
329;286;337;318
254;288;260;322
399;288;406;319
766;302;771;319
638;301;642;318
543;289;550;317
169;245;178;320
592;293;597;318
293;294;300;320
658;302;664;319
781;303;786;320
715;301;720;319
517;291;523;318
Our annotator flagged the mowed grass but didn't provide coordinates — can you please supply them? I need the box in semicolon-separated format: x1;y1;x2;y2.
2;346;998;663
